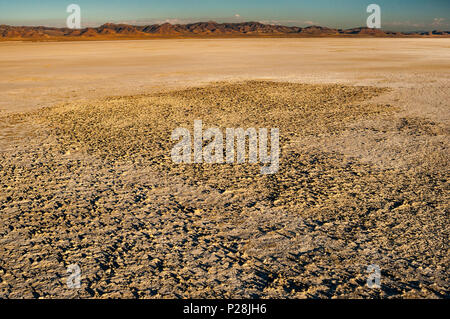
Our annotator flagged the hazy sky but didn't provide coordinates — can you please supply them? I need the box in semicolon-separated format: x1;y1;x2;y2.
0;0;449;31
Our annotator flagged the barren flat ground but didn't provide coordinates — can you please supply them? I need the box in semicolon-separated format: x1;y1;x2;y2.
0;39;449;298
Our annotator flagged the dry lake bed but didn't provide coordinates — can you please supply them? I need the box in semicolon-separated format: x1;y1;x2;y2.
0;38;448;298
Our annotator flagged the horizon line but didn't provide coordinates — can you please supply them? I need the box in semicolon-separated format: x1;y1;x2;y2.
2;21;449;34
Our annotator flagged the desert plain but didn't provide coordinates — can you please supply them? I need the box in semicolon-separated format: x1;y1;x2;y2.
0;38;449;298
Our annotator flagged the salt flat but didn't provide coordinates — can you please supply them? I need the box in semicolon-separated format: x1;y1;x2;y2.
0;38;449;115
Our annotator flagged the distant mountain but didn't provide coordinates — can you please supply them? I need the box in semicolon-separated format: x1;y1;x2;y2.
1;21;449;40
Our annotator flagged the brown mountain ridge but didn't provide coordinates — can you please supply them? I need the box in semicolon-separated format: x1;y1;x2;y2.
1;21;449;40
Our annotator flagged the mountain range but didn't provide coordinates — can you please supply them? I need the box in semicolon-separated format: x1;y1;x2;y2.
1;21;449;40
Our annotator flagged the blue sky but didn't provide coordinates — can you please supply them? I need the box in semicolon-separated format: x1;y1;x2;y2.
0;0;449;31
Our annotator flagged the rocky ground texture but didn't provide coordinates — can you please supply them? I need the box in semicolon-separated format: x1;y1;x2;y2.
0;81;448;298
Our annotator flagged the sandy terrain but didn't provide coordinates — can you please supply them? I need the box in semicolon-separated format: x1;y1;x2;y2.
0;38;449;115
0;39;448;298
